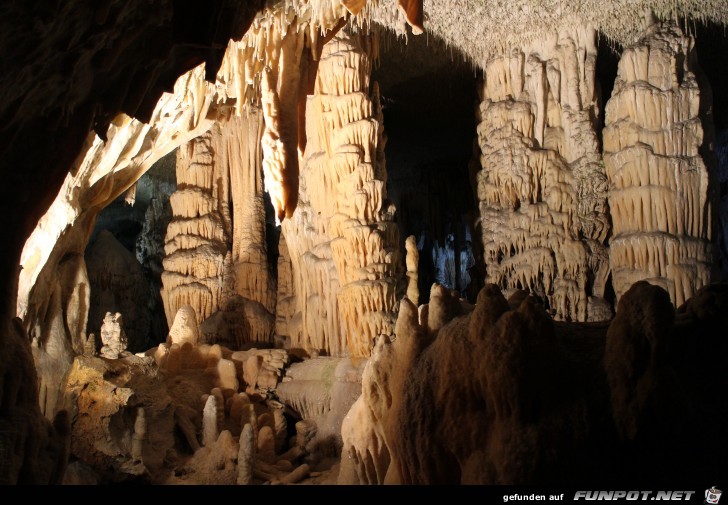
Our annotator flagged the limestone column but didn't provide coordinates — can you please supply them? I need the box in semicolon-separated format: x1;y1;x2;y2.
475;28;609;321
603;20;714;307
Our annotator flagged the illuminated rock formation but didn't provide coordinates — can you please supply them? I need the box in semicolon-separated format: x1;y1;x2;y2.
474;28;609;322
99;312;128;359
167;306;200;347
603;20;714;306
161;125;231;326
161;112;276;347
281;31;402;358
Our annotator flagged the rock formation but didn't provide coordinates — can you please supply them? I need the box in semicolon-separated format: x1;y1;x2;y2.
280;31;402;358
277;357;367;454
161;112;276;348
474;27;609;322
339;280;728;484
99;312;128;359
604;20;714;306
0;317;69;484
5;0;728;487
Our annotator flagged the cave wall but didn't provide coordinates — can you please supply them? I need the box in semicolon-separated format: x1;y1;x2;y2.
0;5;265;474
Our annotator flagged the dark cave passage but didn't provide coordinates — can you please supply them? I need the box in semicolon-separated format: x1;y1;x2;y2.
374;30;481;303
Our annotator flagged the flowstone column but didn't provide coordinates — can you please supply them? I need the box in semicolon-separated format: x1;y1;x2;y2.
603;20;715;307
475;28;609;321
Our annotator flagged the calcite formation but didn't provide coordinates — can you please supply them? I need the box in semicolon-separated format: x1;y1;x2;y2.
280;31;402;358
99;312;128;359
603;20;714;307
7;0;728;487
161;125;231;327
339;281;728;484
277;357;367;452
475;27;609;322
161;112;277;347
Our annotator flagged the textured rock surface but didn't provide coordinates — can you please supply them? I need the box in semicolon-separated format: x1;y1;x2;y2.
99;312;128;359
5;0;728;486
62;355;176;481
0;317;69;484
475;27;608;322
280;31;402;357
604;20;714;307
277;357;366;454
161;112;276;347
339;281;728;484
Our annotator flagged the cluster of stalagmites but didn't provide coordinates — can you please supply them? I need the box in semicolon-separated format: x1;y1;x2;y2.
61;303;367;484
338;280;728;484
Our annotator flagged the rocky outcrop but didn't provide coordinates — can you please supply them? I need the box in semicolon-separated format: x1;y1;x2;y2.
339;280;728;484
281;31;402;358
0;317;69;484
604;20;715;307
62;354;175;481
474;27;609;322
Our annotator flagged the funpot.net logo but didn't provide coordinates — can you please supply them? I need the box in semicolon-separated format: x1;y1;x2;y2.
573;491;696;501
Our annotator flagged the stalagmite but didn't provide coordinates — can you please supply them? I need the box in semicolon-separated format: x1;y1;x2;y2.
167;306;200;347
87;230;150;352
161;112;276;346
131;408;146;463
603;20;714;307
202;395;219;447
474;28;609;321
281;31;402;357
273;408;288;453
257;426;277;464
99;313;128;359
83;334;96;357
161;127;230;326
211;388;225;435
237;423;255;485
405;235;420;303
217;359;239;392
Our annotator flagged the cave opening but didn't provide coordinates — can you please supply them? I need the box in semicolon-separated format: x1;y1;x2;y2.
85;150;177;353
374;29;481;304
